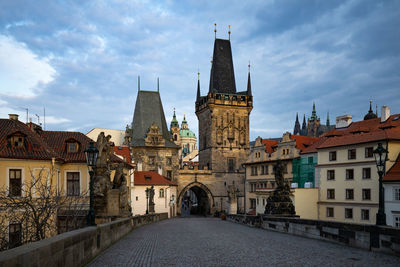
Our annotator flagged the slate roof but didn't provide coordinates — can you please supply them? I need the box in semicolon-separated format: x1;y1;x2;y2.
131;90;178;148
317;114;400;149
383;154;400;182
134;171;177;186
209;38;237;94
0;119;58;160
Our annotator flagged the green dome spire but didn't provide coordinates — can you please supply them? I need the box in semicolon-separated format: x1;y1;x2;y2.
170;108;179;128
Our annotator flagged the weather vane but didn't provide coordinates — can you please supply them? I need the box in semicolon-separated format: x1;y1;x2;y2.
228;25;231;40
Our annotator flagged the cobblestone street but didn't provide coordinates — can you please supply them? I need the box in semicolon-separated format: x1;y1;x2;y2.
88;217;400;267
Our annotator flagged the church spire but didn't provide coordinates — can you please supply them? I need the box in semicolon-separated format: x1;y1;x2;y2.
170;108;179;129
310;102;317;121
294;113;300;135
302;114;306;130
326;112;330;126
247;62;252;96
364;100;378;120
196;71;201;101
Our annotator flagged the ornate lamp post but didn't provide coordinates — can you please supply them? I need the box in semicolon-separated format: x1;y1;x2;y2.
145;187;150;214
373;142;388;226
235;188;240;214
84;141;99;226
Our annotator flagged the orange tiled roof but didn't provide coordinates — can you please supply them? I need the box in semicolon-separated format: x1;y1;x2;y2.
113;146;131;163
383;154;400;182
301;136;328;154
261;139;278;154
318;114;400;149
290;135;319;151
134;171;177;186
0;119;58;160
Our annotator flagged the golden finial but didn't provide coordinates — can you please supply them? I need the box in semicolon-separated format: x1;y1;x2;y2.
214;23;217;39
248;61;251;72
197;69;200;80
228;25;231;40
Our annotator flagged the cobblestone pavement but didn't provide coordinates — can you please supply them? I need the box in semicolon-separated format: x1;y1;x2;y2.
88;217;400;267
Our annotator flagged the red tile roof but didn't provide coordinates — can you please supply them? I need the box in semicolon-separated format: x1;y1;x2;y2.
318;114;400;149
134;171;177;186
113;146;131;163
290;135;319;151
301;136;328;154
261;139;278;154
383;154;400;182
0;119;58;160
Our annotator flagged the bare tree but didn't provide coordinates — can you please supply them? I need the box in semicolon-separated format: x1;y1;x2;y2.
0;167;88;251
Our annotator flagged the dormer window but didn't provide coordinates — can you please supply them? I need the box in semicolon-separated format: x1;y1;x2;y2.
67;142;78;153
9;132;26;148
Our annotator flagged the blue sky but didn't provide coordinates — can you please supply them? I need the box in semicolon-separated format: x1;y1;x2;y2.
0;0;399;141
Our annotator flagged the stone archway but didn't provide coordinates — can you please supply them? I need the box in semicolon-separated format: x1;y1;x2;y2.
178;182;214;216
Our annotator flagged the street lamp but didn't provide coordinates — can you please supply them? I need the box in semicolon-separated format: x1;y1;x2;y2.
235;188;240;214
84;141;99;226
145;188;149;214
373;142;388;226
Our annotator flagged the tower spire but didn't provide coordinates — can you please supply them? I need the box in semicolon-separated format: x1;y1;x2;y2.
326;111;330;126
247;61;252;96
302;114;306;130
196;71;201;102
294;112;300;135
157;77;159;92
138;75;140;91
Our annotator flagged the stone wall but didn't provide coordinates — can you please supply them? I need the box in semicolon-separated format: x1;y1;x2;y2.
227;214;400;256
0;213;168;267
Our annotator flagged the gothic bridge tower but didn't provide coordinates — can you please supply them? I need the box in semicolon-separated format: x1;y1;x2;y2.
196;38;253;173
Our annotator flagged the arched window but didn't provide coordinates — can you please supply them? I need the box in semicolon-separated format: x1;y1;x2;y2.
159;188;164;198
174;134;177;141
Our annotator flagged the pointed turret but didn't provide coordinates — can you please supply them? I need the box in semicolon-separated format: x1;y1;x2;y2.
209;38;236;94
181;114;188;130
196;72;201;102
247;64;252;96
170;108;179;129
326;112;330;126
302;114;306;130
364;100;378;120
294;113;301;135
310;102;317;121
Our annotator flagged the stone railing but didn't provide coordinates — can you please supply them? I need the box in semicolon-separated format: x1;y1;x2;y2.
227;214;400;256
0;213;168;266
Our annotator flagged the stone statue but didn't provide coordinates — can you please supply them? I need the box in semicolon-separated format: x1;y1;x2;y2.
149;185;155;213
93;132;112;197
264;160;295;216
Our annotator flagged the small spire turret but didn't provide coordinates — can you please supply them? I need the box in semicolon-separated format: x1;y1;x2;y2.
326;112;330;126
247;61;252;96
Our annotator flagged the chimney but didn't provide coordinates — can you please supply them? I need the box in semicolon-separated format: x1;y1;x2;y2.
336;115;352;128
381;106;390;122
8;114;19;121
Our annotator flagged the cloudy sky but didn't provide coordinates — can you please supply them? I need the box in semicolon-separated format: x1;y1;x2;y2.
0;0;399;141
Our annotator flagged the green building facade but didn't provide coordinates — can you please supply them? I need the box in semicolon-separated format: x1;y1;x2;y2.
292;155;317;188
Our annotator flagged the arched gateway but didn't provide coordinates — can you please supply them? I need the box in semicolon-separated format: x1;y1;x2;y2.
178;182;214;216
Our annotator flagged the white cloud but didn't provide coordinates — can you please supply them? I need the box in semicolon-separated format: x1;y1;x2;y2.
0;35;56;98
44;116;71;124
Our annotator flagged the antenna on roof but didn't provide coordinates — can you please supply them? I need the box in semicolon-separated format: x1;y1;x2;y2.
35;114;41;126
214;23;217;39
157;77;159;92
138;75;140;91
228;25;231;40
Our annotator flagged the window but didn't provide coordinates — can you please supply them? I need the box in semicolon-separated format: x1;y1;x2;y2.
149;156;155;165
67;142;78;153
67;172;80;196
11;135;24;148
8;223;22;249
251;166;258;176
262;199;265;206
228;158;235;172
326;207;334;217
166;170;172;179
166;157;172;165
308;157;313;164
345;208;353;219
250;198;256;209
361;209;370;221
9;169;22;197
283;164;288;174
136;196;138;201
346;189;354;200
394;215;400;228
174;134;177;141
365;147;373;158
257;198;259;205
250;183;256;192
264;165;269;174
348;149;356;160
362;189;371;200
327;170;335;180
346;169;354;180
394;188;400;201
159;188;164;198
362;168;371;179
327;189;335;199
329;151;336;161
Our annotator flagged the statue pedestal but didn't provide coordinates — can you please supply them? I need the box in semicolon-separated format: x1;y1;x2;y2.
107;189;120;217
